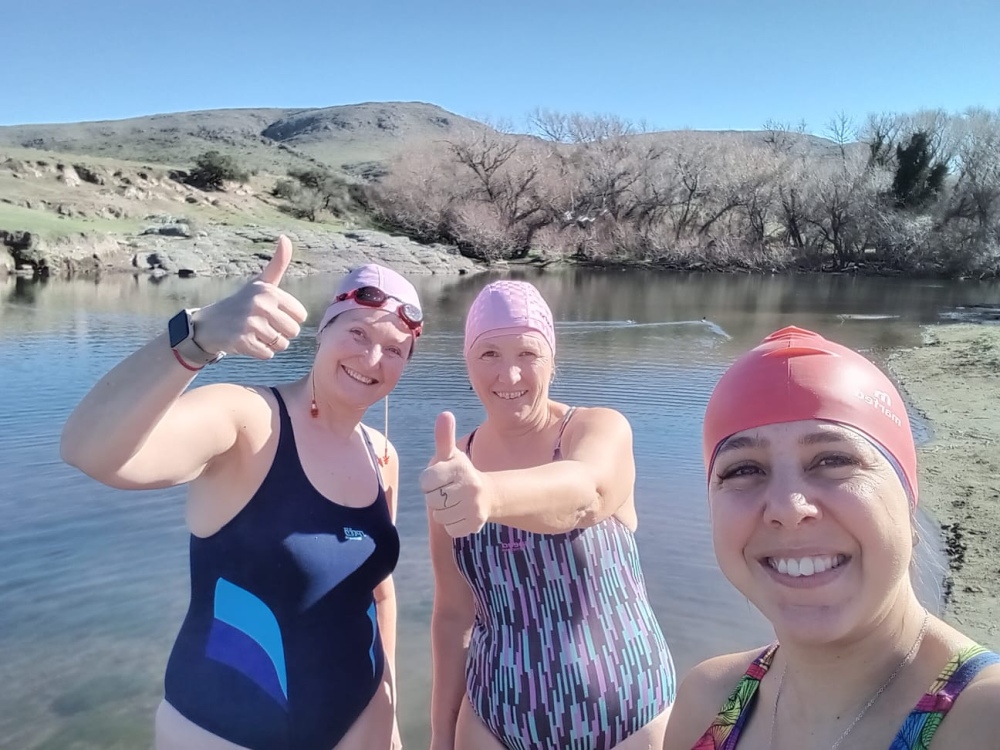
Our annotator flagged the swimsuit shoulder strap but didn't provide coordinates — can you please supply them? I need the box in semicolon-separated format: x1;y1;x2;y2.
552;406;577;460
893;644;1000;748
690;643;779;749
358;425;385;490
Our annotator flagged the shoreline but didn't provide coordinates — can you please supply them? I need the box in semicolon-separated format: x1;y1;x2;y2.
887;323;1000;651
0;225;485;279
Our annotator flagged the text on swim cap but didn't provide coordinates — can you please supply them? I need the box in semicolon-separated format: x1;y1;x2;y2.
856;389;903;427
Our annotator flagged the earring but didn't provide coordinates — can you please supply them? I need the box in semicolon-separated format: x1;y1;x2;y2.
310;373;319;418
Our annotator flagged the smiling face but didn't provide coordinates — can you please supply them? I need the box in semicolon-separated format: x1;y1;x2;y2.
313;308;413;409
708;419;914;645
466;332;554;425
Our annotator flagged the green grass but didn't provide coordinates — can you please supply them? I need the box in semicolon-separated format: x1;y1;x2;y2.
0;202;143;238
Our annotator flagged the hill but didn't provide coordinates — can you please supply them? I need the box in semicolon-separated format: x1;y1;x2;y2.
0;102;493;178
0;101;851;177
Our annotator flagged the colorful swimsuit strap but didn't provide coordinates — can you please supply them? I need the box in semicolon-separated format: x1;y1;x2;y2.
694;644;1000;750
691;643;778;750
891;644;1000;750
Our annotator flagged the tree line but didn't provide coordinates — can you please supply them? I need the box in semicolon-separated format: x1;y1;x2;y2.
184;107;1000;278
359;108;1000;278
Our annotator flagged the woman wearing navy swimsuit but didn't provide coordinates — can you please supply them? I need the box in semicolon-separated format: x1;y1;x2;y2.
421;280;676;750
61;237;423;750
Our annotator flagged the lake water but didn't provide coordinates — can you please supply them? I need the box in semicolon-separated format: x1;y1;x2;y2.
2;268;998;749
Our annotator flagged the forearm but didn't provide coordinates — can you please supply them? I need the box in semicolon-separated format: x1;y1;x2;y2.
60;333;198;476
376;578;397;703
430;612;471;749
486;459;602;533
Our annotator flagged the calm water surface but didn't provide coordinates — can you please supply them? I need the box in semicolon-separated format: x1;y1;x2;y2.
2;269;998;749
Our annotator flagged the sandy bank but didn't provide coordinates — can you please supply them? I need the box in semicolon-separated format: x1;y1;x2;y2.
888;323;1000;651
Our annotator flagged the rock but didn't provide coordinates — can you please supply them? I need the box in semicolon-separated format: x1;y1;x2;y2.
73;164;104;185
141;223;192;238
0;229;42;262
98;206;127;219
132;247;209;275
56;164;81;187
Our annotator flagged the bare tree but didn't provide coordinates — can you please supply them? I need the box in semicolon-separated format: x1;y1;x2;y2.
826;111;857;163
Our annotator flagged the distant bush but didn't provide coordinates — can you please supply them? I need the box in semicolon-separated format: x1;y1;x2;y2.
273;168;354;222
272;178;298;200
187;150;249;191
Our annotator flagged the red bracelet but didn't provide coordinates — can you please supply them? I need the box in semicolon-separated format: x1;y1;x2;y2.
172;348;205;372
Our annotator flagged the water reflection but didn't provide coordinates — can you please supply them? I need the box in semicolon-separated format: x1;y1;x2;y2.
1;269;998;749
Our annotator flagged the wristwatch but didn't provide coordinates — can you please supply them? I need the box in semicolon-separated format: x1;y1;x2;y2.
168;308;225;366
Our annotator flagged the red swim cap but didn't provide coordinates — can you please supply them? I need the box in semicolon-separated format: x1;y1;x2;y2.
703;326;917;503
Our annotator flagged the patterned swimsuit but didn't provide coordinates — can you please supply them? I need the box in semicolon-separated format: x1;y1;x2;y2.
453;408;676;750
693;642;1000;749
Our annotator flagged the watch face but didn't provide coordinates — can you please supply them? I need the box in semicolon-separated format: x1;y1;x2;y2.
168;311;191;348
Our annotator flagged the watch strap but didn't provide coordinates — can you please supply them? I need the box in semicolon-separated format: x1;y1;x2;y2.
170;309;225;366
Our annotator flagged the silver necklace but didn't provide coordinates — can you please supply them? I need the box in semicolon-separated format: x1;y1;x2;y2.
768;609;929;750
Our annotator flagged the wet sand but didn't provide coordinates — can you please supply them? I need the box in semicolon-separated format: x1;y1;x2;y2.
887;323;1000;650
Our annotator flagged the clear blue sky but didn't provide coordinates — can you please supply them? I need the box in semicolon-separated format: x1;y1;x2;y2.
3;0;997;135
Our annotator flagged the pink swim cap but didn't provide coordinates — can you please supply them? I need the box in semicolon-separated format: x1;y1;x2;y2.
703;326;918;503
318;263;422;334
464;280;556;357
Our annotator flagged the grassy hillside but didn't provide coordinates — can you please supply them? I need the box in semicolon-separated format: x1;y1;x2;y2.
0;102;493;178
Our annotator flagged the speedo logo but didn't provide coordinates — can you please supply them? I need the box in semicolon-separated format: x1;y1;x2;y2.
857;389;902;427
343;528;366;540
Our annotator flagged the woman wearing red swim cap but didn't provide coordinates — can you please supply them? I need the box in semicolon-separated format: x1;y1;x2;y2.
663;327;1000;750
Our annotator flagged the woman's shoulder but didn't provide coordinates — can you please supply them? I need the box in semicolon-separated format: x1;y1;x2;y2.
181;382;279;436
662;647;772;750
562;404;632;437
924;645;1000;747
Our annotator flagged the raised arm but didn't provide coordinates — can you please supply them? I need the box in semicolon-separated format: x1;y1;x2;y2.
60;236;307;490
427;435;476;750
487;406;634;532
422;407;635;537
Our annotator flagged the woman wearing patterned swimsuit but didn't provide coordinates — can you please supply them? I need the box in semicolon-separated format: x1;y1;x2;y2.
61;237;423;750
661;326;1000;750
422;280;676;750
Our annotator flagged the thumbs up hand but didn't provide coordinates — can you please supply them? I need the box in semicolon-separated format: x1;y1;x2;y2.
420;412;494;538
188;235;310;360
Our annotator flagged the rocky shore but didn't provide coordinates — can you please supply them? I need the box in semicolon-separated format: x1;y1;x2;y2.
0;222;482;279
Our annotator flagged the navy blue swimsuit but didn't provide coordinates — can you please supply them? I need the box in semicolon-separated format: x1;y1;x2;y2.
164;387;400;750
